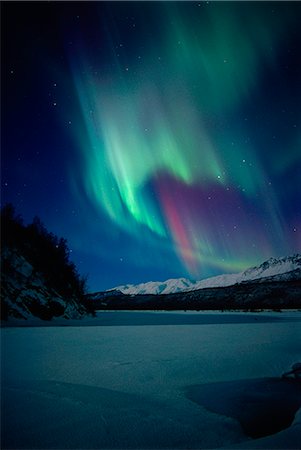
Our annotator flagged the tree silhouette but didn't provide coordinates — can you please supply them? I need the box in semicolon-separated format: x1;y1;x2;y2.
1;204;88;304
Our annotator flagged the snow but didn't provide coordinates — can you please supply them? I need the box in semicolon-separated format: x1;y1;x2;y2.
2;311;301;449
2;247;86;320
112;277;196;295
193;272;242;289
108;254;301;295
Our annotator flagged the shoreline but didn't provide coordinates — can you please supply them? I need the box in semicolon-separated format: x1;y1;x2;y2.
2;309;301;328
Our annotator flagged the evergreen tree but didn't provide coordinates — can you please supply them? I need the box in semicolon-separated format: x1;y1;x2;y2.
1;204;88;304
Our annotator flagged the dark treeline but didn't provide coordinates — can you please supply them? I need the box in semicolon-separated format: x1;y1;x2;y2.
1;204;87;303
87;278;301;312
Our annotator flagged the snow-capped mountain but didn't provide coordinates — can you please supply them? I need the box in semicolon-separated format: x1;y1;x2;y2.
111;277;196;295
108;254;301;295
193;254;301;290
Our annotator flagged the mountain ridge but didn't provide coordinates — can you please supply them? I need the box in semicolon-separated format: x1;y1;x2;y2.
106;254;301;296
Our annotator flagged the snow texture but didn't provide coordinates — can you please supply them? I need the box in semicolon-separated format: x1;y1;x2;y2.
1;247;86;320
112;277;196;295
108;254;301;295
2;311;301;449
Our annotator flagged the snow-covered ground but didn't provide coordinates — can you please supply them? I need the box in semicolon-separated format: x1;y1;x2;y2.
2;311;301;449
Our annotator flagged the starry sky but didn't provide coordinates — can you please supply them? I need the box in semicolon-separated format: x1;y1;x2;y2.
2;1;301;292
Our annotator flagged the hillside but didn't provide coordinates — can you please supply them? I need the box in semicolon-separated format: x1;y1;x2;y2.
1;205;91;321
87;258;301;311
87;277;301;311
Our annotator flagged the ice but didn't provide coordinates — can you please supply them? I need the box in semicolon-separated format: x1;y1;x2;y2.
2;311;301;449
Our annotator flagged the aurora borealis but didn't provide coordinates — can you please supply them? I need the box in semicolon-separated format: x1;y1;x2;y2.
2;2;301;290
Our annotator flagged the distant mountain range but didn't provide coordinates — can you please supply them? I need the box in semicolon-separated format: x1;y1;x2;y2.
109;254;301;295
87;254;301;311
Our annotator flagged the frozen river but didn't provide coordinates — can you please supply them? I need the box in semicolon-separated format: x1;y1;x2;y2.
2;311;301;449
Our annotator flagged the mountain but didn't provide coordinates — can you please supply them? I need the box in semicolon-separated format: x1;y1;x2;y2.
88;276;301;312
111;277;196;295
108;254;301;295
193;254;301;289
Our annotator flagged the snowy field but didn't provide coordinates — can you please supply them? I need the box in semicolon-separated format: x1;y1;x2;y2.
2;311;301;449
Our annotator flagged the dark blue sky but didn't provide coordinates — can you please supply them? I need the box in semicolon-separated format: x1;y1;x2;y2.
2;2;301;292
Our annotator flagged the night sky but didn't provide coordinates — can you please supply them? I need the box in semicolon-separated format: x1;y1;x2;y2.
2;1;301;292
